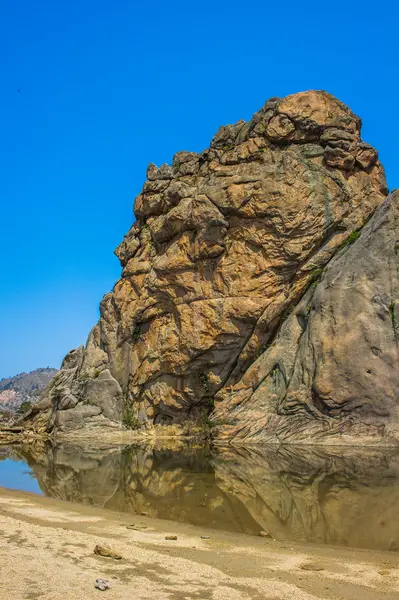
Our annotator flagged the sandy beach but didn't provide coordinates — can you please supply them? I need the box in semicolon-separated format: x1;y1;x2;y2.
0;487;399;600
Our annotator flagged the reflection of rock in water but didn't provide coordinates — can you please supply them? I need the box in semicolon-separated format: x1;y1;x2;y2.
17;443;260;533
16;443;399;550
19;443;123;507
212;446;399;550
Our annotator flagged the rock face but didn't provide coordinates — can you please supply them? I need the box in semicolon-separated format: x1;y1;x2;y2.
214;190;399;444
26;90;397;444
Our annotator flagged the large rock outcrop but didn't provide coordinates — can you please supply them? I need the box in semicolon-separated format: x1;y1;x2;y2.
26;90;397;444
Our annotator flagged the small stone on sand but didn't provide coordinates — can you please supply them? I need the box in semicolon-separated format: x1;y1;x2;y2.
259;531;271;538
94;545;122;560
95;578;110;591
300;563;325;572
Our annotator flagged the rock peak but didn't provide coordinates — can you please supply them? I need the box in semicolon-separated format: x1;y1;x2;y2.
25;92;398;445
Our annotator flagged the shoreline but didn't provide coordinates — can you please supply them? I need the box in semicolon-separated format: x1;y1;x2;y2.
2;426;399;449
1;486;399;599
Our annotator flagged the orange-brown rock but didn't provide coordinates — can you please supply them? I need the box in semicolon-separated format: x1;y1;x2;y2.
25;90;395;444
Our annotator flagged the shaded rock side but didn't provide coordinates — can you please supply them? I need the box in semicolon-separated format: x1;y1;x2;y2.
214;190;399;444
24;90;390;439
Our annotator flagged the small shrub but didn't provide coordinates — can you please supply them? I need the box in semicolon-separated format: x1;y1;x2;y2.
201;410;214;430
133;325;141;340
340;229;361;249
304;266;326;294
122;400;141;430
198;372;210;394
93;369;101;378
16;401;32;416
201;412;229;430
308;267;324;281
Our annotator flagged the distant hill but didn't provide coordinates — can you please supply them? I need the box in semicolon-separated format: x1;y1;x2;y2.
0;368;58;412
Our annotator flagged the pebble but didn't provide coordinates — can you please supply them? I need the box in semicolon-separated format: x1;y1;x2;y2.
300;563;325;572
94;545;122;560
165;535;177;540
140;511;149;516
259;531;272;538
95;579;110;591
201;536;210;540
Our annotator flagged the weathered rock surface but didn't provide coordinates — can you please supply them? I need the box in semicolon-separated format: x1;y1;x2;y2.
25;347;124;433
214;190;399;444
24;90;397;444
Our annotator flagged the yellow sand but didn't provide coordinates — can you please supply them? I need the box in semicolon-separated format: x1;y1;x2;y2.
0;486;398;599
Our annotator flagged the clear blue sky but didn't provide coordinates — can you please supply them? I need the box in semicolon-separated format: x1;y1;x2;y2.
0;0;397;379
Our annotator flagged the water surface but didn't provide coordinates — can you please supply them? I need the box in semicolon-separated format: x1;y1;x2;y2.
1;442;399;552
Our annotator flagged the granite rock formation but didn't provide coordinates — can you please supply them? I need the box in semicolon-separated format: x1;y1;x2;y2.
25;90;398;444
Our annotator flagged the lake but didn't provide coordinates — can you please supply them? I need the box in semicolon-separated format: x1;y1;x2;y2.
1;441;399;552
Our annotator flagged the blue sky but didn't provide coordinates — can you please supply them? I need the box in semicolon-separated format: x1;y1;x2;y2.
0;0;397;379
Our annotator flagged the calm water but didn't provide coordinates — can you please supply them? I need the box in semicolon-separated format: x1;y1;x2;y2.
1;442;399;552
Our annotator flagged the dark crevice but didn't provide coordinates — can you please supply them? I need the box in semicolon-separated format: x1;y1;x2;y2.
311;388;332;417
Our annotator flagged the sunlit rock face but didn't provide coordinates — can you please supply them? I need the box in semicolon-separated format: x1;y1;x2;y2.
17;443;399;551
25;90;398;443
